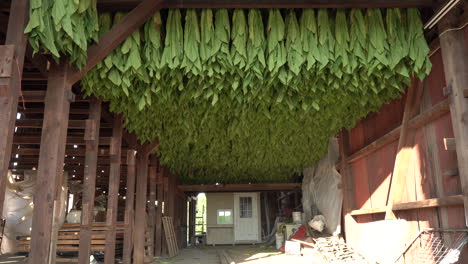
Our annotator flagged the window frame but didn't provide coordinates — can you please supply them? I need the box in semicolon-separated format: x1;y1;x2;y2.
216;209;233;225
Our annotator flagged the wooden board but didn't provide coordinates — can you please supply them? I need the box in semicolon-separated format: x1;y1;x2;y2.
162;216;179;257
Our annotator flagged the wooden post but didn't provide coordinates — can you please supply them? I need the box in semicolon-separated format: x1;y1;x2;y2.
123;149;137;264
161;167;169;256
181;195;188;248
28;60;71;264
155;165;164;256
438;6;468;226
385;79;424;219
339;131;358;244
147;155;158;258
0;0;29;218
188;198;196;245
104;115;123;264
78;99;102;264
133;151;149;263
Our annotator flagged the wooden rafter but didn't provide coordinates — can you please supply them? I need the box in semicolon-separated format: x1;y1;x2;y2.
68;0;166;85
15;119;112;129
11;147;128;157
97;0;433;9
178;183;301;192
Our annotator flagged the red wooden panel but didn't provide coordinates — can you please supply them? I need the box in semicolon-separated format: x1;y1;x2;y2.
367;141;397;209
426;50;447;105
348;121;365;154
351;159;372;210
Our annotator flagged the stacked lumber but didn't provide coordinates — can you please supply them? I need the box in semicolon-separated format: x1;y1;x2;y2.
16;223;124;255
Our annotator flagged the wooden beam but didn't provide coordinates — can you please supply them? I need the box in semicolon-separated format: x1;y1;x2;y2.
20;107;89;115
385;79;424;219
68;0;166;85
161;167;168;256
339;131;358;243
12;147;128;157
187;199;195;247
133;151;149;263
347;98;450;164
10;155;127;165
104;115;123;264
155;164;164;257
122;149;136;264
0;0;29;219
97;0;432;9
147;155;158;259
78;98;101;264
350;195;465;216
13;136;111;145
178;183;302;192
20;90;87;102
28;60;71;264
438;6;468;226
15;119;112;129
142;140;160;155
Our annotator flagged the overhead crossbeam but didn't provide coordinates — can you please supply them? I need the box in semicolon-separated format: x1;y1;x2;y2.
97;0;433;10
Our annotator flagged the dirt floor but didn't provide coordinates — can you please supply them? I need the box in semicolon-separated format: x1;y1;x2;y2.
153;245;324;264
0;245;323;264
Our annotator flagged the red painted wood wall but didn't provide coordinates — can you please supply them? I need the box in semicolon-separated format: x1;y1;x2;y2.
343;27;467;263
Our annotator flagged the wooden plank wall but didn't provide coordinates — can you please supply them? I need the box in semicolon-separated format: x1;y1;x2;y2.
343;26;468;263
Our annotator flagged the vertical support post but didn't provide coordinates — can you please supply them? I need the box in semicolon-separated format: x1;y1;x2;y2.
78;98;102;264
339;131;358;244
133;151;149;263
28;60;71;264
263;192;271;234
188;198;196;245
147;155;158;258
181;195;188;248
123;149;137;264
104;115;123;264
0;0;29;218
166;170;176;218
155;165;163;256
438;6;468;226
161;167;169;256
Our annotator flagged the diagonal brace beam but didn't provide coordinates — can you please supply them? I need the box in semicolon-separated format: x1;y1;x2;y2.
67;0;166;85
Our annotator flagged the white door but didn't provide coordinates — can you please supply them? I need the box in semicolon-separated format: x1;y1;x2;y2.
234;193;259;242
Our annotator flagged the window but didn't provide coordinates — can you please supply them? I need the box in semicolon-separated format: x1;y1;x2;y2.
239;197;252;218
217;209;233;224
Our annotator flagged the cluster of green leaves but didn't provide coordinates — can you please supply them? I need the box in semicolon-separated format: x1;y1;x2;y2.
25;0;99;68
78;8;431;184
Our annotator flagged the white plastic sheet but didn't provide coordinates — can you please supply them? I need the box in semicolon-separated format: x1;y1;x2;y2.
302;138;343;236
1;170;68;254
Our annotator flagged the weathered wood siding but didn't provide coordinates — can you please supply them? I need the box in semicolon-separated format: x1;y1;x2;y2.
343;26;468;263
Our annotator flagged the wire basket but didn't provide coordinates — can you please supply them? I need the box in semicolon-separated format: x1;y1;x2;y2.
395;228;468;264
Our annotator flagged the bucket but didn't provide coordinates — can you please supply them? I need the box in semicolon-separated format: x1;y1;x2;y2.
292;211;302;224
275;233;284;249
